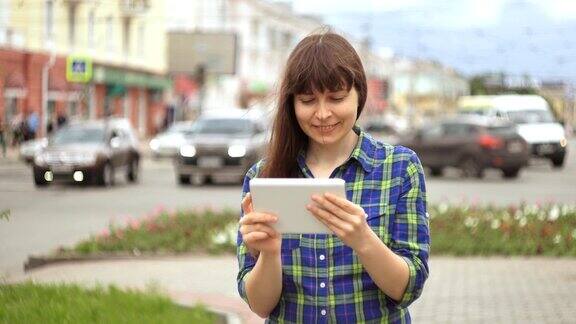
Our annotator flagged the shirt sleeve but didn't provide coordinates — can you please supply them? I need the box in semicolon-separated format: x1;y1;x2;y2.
236;162;261;304
389;149;430;308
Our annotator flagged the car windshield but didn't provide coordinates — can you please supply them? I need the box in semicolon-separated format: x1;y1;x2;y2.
487;124;516;135
194;118;254;135
51;126;105;145
506;110;555;124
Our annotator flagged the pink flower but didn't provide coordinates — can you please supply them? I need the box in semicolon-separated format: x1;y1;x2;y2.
129;219;141;230
97;228;110;239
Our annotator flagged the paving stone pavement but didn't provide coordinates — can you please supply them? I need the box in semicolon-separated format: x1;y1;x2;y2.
5;255;576;323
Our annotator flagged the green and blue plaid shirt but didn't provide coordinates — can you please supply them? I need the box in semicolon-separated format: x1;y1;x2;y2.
237;126;430;323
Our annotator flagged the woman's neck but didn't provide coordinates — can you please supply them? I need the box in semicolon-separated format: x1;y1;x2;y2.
306;129;359;168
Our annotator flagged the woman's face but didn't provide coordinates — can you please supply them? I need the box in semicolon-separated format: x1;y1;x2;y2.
294;87;358;147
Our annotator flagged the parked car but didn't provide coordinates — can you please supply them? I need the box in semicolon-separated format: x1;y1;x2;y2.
174;109;268;185
399;115;530;179
32;118;141;187
19;137;48;164
458;94;568;168
149;121;196;159
364;120;403;145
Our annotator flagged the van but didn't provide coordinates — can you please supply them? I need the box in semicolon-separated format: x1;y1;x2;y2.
457;95;568;168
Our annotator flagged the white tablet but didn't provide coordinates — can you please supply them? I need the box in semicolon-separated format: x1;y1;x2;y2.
249;178;347;234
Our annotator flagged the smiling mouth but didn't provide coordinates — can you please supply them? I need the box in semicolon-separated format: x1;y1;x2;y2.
314;122;340;132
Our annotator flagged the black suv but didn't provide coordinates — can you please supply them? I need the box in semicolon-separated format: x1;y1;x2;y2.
32;118;141;187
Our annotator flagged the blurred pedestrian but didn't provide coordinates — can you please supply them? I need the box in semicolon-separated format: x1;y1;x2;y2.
25;111;39;141
0;117;7;157
10;112;23;146
57;112;68;128
237;31;430;322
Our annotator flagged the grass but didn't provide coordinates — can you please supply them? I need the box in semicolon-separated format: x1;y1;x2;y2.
56;203;576;257
0;282;216;323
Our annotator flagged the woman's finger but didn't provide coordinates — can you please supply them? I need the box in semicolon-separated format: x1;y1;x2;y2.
307;203;350;232
242;231;271;243
324;193;366;216
241;193;253;214
311;195;353;222
241;223;279;239
308;205;344;237
239;212;278;225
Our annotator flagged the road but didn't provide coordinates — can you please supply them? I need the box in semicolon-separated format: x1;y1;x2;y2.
1;141;575;276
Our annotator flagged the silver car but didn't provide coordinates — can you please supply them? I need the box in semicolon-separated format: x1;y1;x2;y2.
149;121;196;158
174;110;268;185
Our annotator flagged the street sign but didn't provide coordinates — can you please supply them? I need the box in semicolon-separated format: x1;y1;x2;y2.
66;55;93;83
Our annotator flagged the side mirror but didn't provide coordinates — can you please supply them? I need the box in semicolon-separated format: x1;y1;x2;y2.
110;137;121;148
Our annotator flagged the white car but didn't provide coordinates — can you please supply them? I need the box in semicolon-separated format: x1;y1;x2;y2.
149;121;196;158
19;137;48;164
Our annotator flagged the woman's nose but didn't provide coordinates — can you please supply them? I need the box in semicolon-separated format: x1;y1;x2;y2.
314;100;332;120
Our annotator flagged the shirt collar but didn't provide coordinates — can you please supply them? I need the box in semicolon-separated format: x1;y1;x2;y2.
297;125;376;174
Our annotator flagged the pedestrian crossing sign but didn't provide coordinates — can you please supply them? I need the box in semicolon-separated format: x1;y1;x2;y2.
66;55;93;83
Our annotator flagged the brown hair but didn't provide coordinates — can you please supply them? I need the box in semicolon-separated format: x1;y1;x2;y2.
261;31;367;178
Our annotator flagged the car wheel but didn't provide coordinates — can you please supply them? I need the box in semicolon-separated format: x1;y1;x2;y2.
459;157;484;179
98;163;115;187
429;167;444;177
127;158;139;183
34;172;48;187
551;154;565;168
178;174;191;185
502;167;520;179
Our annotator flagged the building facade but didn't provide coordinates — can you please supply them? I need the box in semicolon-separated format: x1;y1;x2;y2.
0;0;170;139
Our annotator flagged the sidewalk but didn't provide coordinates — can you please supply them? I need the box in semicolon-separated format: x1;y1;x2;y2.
6;255;576;323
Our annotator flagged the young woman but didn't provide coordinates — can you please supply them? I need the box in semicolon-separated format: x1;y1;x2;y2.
237;31;430;323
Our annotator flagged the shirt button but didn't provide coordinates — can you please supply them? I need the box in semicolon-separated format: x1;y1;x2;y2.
320;282;326;288
319;254;325;261
320;309;327;316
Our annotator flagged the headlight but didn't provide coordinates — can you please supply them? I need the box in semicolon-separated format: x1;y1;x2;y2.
228;145;247;158
150;139;160;151
180;145;196;157
560;138;567;148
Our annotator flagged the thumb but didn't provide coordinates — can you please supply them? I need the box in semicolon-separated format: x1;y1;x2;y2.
241;193;254;214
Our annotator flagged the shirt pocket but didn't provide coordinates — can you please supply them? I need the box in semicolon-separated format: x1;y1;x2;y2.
281;234;301;251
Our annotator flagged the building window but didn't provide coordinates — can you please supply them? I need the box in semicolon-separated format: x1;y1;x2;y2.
88;10;95;49
68;3;78;47
106;16;114;53
123;17;131;57
45;0;54;43
137;22;145;58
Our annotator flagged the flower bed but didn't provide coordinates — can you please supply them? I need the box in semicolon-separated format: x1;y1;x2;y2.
56;203;576;257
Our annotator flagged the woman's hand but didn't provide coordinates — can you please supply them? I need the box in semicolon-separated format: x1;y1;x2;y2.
240;193;281;255
307;193;374;252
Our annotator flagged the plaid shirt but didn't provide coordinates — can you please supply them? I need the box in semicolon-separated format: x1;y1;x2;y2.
237;126;430;323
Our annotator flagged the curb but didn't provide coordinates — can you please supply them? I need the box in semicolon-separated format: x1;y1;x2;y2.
24;252;235;272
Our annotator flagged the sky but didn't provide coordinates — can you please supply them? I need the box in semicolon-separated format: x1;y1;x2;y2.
288;0;576;84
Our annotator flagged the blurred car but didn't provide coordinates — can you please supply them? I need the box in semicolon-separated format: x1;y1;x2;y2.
174;109;268;185
364;121;403;145
399;115;530;179
458;95;568;168
32;118;141;187
19;137;48;164
149;121;196;159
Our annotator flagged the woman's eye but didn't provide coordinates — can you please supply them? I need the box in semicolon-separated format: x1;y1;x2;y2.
331;97;345;102
299;98;315;104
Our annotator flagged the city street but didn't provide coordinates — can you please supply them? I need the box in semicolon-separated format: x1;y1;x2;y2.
1;140;575;277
